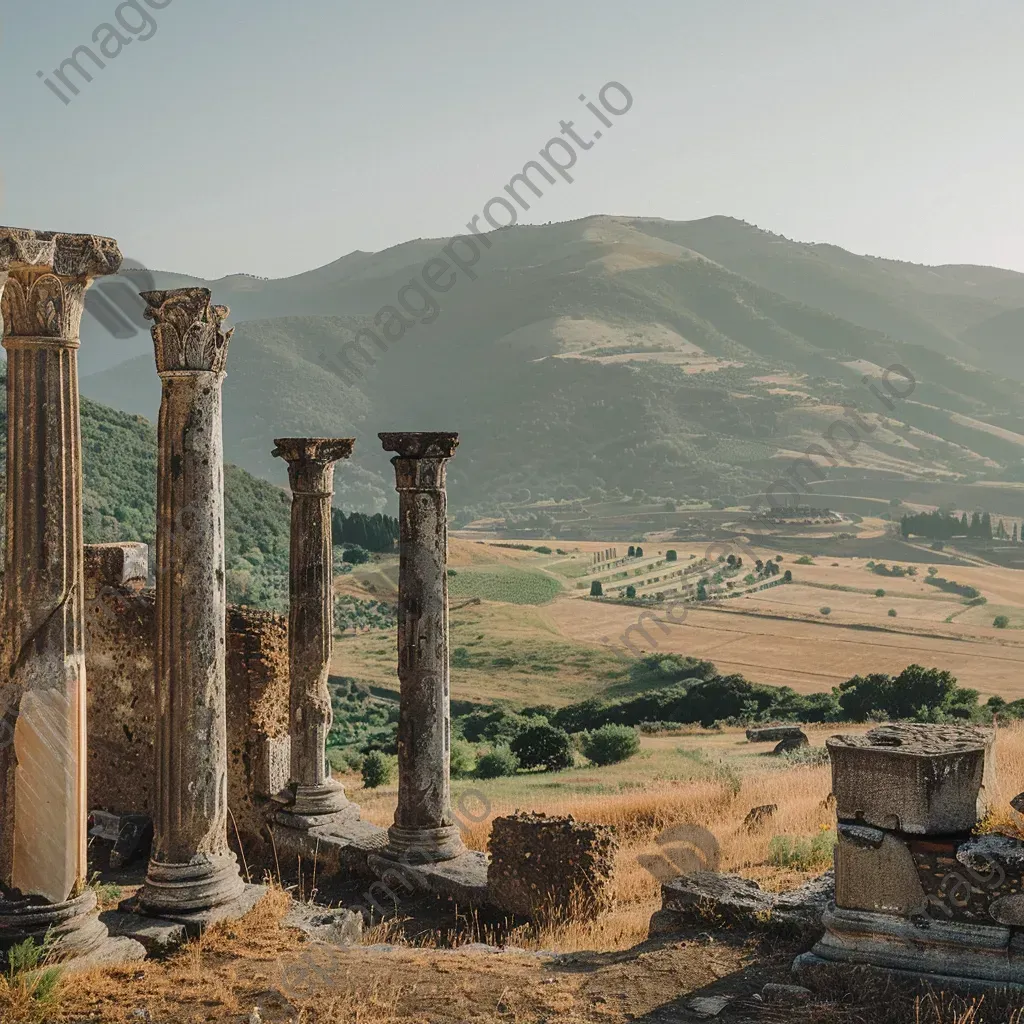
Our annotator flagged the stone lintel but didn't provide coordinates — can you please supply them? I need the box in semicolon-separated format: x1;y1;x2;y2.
142;288;232;373
378;432;459;460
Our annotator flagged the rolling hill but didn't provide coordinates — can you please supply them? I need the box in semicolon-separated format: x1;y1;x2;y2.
79;215;1024;519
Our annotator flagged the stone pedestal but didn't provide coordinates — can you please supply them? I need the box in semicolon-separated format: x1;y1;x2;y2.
139;289;245;915
0;228;126;959
272;437;357;826
795;722;1024;992
378;432;465;864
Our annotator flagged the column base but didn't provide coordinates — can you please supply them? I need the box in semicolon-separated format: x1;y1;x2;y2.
277;780;358;824
0;888;109;960
381;824;466;865
139;852;245;915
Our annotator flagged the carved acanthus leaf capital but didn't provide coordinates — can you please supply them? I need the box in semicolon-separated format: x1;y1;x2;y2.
143;288;233;373
0;227;123;342
378;432;459;460
272;437;355;495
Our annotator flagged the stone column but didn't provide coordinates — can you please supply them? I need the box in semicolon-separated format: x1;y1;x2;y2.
139;289;245;915
272;437;357;825
379;432;465;863
0;228;122;956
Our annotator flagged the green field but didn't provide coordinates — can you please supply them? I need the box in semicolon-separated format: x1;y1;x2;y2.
447;567;563;605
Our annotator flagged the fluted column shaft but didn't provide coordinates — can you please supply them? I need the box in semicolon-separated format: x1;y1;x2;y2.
272;437;356;823
140;289;243;914
379;432;465;863
0;228;121;957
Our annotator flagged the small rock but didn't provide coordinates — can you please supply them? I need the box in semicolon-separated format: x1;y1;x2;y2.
1010;792;1024;814
130;1011;150;1022
248;1009;262;1024
773;732;809;755
762;983;812;1004
688;994;732;1017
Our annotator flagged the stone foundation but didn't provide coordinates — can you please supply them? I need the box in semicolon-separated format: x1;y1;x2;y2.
487;812;617;918
84;543;290;857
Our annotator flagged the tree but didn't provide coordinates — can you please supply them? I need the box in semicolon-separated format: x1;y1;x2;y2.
875;589;885;597
998;519;1007;540
625;584;636;598
627;545;636;557
361;751;395;789
927;567;938;577
635;546;644;557
994;615;1010;629
342;545;370;564
888;608;897;617
510;723;574;771
590;580;603;597
727;554;736;566
783;570;792;582
982;512;993;540
581;724;641;766
666;550;677;562
1015;524;1020;544
970;511;982;537
696;578;708;601
474;746;519;778
961;512;969;533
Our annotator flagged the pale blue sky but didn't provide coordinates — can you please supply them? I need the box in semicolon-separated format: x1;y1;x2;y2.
3;0;1023;279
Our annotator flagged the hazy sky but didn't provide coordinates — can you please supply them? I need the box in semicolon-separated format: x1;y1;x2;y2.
3;0;1024;279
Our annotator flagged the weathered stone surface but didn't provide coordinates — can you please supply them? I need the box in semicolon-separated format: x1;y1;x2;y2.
140;289;243;914
0;227;122;956
827;723;994;834
378;432;464;863
83;556;289;854
746;725;806;743
656;870;832;935
284;903;363;947
272;438;356;823
761;983;812;1004
84;542;148;593
367;850;489;908
487;812;617;918
834;823;927;915
773;732;809;754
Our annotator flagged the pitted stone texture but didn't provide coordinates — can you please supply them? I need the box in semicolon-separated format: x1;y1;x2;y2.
487;812;617;919
84;542;149;595
272;438;355;822
827;723;994;834
141;289;243;914
378;432;464;863
0;228;121;955
834;823;927;915
746;725;806;743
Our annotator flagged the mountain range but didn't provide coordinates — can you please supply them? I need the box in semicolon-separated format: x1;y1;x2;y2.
76;216;1024;517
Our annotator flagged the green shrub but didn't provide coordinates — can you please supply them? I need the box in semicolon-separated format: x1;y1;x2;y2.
994;615;1010;629
819;607;831;616
450;738;477;778
875;588;885;597
768;830;836;870
510;723;575;771
580;724;641;766
625;584;636;599
342;545;370;565
474;745;520;778
361;750;396;788
888;608;897;617
782;745;830;767
796;555;815;565
666;550;677;561
590;580;603;597
534;545;552;554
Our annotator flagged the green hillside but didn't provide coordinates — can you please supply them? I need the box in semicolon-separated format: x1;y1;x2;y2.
0;364;292;610
81;215;1024;519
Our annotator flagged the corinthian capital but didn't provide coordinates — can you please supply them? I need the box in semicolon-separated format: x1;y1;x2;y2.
272;437;355;495
0;226;122;343
143;288;233;373
380;432;459;491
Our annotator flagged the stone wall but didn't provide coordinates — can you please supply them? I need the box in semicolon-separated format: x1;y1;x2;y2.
83;543;290;856
487;812;617;919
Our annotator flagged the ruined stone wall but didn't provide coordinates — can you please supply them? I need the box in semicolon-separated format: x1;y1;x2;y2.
83;543;290;856
487;812;618;919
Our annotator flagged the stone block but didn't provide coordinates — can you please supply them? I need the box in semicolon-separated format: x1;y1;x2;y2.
827;723;993;834
84;542;149;594
746;725;806;743
487;812;617;919
834;823;926;915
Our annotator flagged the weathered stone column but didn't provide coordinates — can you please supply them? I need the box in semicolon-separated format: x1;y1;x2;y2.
272;437;357;825
139;289;245;914
379;432;465;863
0;228;122;956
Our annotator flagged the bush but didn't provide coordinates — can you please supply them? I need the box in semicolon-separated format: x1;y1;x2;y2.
875;588;885;597
342;545;371;565
888;608;897;617
625;584;636;599
510;723;575;771
474;745;520;778
994;615;1010;629
590;580;603;597
580;724;641;766
666;550;678;561
819;607;831;616
782;745;830;767
796;555;815;565
450;738;476;778
361;750;395;788
534;545;552;554
768;830;836;871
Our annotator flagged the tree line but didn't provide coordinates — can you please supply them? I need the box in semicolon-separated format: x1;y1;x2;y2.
900;509;1019;543
331;510;399;552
